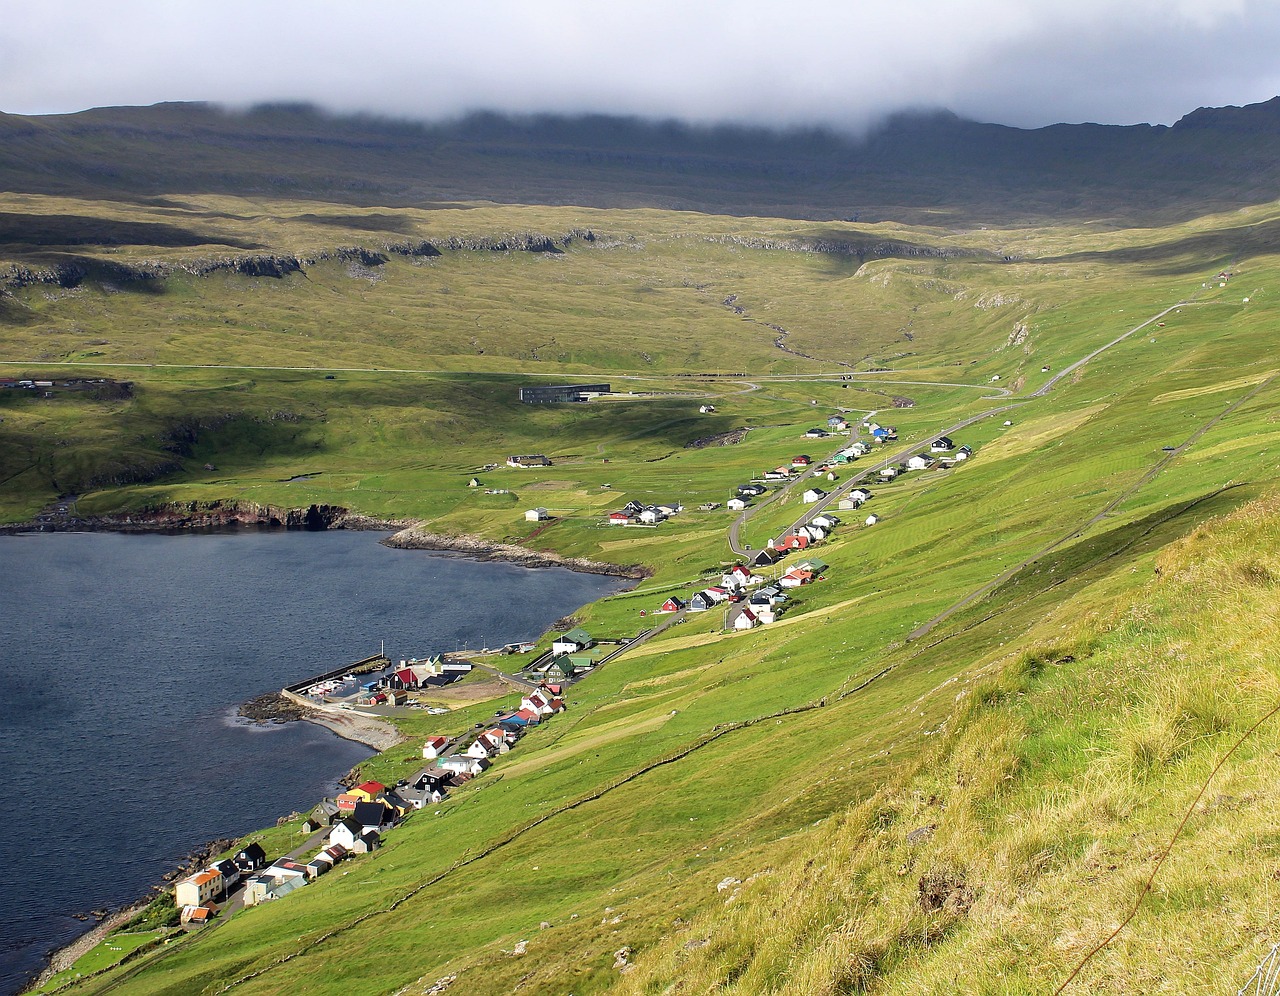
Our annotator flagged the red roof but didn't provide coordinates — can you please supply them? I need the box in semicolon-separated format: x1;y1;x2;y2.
542;684;562;695
395;669;416;682
425;735;447;747
356;781;385;795
551;698;565;710
515;708;539;721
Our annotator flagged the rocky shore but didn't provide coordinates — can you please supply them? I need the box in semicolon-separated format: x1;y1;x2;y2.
382;525;650;579
0;499;410;535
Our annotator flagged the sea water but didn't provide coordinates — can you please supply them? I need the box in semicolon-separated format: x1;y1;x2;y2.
0;529;625;994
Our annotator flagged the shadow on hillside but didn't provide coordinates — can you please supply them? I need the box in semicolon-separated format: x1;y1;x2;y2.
0;212;260;251
294;212;417;234
1031;218;1280;275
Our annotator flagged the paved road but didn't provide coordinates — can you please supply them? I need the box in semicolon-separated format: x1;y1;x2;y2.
727;300;1202;558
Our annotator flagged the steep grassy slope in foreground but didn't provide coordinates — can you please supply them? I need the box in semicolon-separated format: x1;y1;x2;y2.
618;493;1280;994
38;215;1280;994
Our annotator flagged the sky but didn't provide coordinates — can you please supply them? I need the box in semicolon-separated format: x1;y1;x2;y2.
2;1;1279;131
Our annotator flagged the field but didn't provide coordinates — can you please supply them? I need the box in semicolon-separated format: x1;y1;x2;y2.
5;184;1280;995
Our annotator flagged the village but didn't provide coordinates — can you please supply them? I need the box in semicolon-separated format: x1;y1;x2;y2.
170;408;978;928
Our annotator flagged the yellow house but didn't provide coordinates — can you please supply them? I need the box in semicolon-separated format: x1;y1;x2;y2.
349;780;385;804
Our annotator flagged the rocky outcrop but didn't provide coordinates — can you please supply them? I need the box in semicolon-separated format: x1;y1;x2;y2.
239;692;312;723
0;500;407;534
709;233;993;262
382;525;649;579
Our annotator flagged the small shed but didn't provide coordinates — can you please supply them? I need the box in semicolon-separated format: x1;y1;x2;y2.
525;507;550;522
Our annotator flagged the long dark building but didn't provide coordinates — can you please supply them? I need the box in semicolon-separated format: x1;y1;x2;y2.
519;384;610;404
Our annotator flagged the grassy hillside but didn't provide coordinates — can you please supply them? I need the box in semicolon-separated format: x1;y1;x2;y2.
4;159;1280;993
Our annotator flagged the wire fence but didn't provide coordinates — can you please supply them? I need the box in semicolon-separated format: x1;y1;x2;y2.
1239;943;1280;996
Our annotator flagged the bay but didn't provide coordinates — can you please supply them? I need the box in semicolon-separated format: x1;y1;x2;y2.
0;529;626;994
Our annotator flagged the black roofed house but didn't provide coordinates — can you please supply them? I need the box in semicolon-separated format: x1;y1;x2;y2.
750;548;780;568
689;590;717;611
233;842;267;872
355;830;381;854
213;859;240;891
931;436;955;452
353;800;391;832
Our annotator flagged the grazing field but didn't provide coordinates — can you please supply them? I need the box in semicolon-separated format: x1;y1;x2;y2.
6;188;1280;995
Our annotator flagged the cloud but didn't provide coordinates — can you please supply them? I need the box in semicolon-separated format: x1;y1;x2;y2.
1;0;1278;130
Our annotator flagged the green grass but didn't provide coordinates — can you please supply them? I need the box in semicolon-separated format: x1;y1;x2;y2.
9;189;1280;994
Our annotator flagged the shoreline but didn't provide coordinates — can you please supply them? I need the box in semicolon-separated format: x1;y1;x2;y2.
381;524;650;580
2;502;650;580
24;901;151;993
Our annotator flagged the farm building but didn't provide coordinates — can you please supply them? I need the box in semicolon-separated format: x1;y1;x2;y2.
519;384;611;403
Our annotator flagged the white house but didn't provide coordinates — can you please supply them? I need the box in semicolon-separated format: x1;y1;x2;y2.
732;607;760;630
727;497;748;512
422;735;448;760
879;467;898;479
811;514;838;530
552;628;592;656
699;404;715;413
865;513;880;526
524;507;549;522
755;605;777;625
656;503;683;516
438;755;490;776
907;455;933;471
838;497;862;510
639;507;665;524
802;488;827;503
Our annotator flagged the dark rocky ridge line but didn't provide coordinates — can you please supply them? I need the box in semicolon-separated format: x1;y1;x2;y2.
0;229;601;293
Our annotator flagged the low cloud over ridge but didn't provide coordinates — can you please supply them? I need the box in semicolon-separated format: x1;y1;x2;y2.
3;1;1279;130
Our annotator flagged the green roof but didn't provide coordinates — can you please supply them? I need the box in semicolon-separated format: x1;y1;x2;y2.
800;557;830;572
560;627;593;644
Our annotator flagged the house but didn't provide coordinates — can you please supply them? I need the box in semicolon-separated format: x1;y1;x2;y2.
233;842;267;873
779;569;814;588
850;441;870;456
638;507;665;524
776;533;810;551
727;497;749;512
737;484;766;497
553;628;593;655
304;799;342;831
755;604;778;624
879;466;898;479
467;478;482;488
872;428;892;442
802;488;827;503
956;445;973;460
865;513;880;526
390;668;420;690
353;800;392;832
441;753;491;776
212;859;240;890
506;454;551;468
749;585;787;607
750;548;780;568
180;903;218;926
336;792;362;813
804;427;829;439
699;404;716;413
305;854;334;880
466;738;502;759
828;415;849;429
608;511;631;525
931;436;955;452
764;468;793;481
688;590;717;611
175;868;224;908
907;454;933;471
354;831;381;854
622;501;645;515
811;514;838;530
385;689;409;706
837;497;862;510
704;586;730;603
659;596;686;613
798;525;825;542
791;455;812;467
350;781;386;803
722;565;755;588
422;735;449;759
732;606;760;630
698;502;722;511
525;507;550;522
329;817;365;851
656;503;683;516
